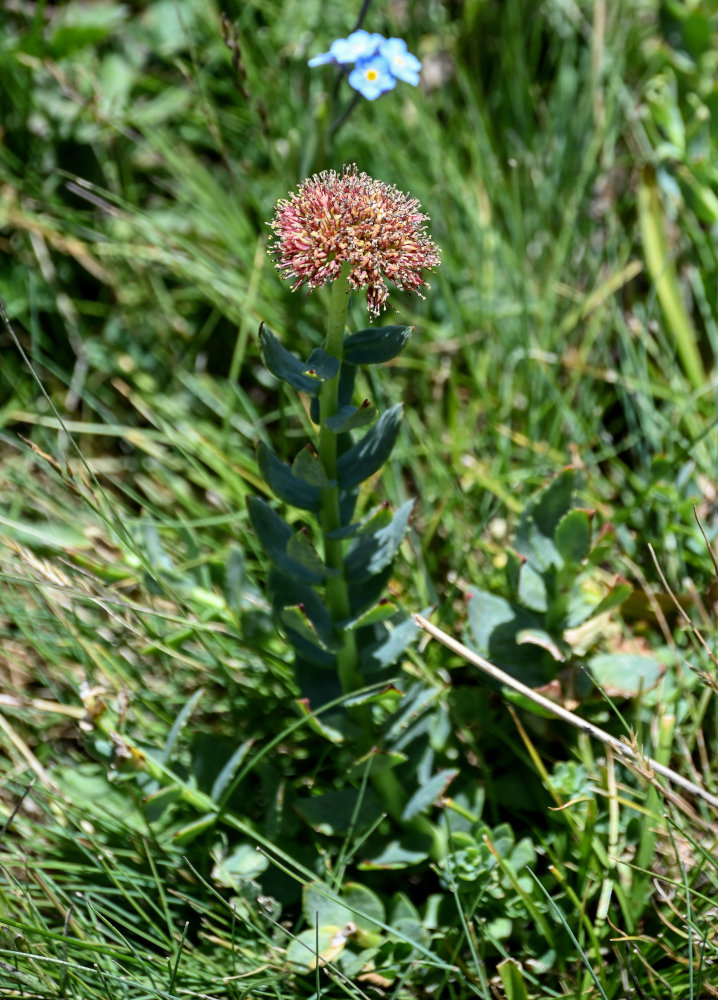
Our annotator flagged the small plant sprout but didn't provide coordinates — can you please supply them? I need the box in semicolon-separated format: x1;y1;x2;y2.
251;164;443;853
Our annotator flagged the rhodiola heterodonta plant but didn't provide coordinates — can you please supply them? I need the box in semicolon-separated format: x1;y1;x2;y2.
250;164;446;854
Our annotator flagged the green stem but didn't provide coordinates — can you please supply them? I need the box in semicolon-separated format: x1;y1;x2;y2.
316;275;444;862
318;271;362;694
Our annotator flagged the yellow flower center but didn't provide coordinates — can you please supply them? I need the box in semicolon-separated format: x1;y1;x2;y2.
366;69;378;81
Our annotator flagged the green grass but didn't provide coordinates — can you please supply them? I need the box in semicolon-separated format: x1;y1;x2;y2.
1;0;718;997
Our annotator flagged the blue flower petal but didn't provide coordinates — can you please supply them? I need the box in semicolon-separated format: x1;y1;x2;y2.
379;37;421;85
308;51;337;67
348;54;397;100
331;29;385;64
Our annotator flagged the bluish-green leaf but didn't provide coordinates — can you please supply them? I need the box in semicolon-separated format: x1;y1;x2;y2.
402;769;458;821
280;604;333;652
248;496;325;583
517;561;548;612
344;499;414;581
268;569;336;666
362;615;419;674
343;325;413;365
328;503;391;541
286;530;326;578
258;443;322;511
259;323;323;395
305;347;340;381
297;790;383;837
324;400;378;433
292;446;332;488
336;404;403;488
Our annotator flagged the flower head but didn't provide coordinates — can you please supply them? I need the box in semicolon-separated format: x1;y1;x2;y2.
308;29;384;67
379;38;421;85
269;165;441;317
308;32;422;99
348;54;396;100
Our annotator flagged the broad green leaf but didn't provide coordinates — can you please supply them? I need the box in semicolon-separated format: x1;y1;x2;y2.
329;502;392;541
384;683;442;742
554;508;593;566
344;499;414;581
587;575;633;619
48;2;127;56
516;468;575;570
390;917;429;949
344;598;399;630
0;516;90;551
564;573;632;629
336;404;403;488
498;958;531;1000
589;653;662;697
248;497;325;584
402;769;458;821
268;569;333;635
324;400;378;433
347;747;407;778
259;323;322;395
142;785;181;822
516;628;568;662
286;926;348;971
295;699;358;743
258;443;322;510
390;893;420;923
212;843;268;888
343;325;413;364
342;883;385;927
358;835;430;870
297;789;382;837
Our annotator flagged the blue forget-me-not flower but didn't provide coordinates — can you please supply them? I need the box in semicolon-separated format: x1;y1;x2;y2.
308;30;421;100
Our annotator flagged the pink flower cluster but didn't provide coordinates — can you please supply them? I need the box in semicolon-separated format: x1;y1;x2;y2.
269;165;441;317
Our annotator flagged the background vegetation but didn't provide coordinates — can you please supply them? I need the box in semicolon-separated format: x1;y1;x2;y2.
1;0;717;997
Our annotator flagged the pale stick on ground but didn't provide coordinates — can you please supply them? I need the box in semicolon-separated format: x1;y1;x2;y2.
412;613;718;812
